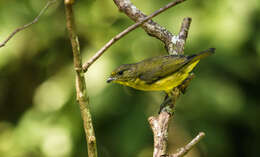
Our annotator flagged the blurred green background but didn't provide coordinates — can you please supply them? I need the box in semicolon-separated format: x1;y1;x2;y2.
0;0;260;157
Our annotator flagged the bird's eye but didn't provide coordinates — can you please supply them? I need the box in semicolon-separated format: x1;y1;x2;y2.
118;70;124;75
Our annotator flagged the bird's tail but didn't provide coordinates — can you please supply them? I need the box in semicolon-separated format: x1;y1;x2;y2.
188;48;215;63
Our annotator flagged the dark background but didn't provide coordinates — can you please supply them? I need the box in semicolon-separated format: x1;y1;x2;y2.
0;0;259;157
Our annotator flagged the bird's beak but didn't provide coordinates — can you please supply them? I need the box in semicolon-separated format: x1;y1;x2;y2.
107;77;116;83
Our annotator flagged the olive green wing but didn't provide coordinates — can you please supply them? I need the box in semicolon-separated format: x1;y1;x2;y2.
137;48;215;84
137;55;188;84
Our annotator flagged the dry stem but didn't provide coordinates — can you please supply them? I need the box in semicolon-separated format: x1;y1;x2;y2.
169;132;205;157
0;0;57;48
64;1;98;157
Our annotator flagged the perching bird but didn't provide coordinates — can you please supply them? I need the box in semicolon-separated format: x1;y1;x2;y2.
107;48;215;94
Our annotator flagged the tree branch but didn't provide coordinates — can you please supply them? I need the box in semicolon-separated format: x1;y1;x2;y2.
149;87;182;157
0;0;57;48
148;112;171;157
82;0;186;72
113;0;186;54
169;132;205;157
64;1;98;157
172;17;192;55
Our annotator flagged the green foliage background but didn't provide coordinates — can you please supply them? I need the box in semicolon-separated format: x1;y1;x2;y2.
0;0;260;157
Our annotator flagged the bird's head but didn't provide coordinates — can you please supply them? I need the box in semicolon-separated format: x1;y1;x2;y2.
107;64;137;84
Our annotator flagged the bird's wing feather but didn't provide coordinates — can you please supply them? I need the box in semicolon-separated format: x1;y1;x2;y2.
137;55;188;84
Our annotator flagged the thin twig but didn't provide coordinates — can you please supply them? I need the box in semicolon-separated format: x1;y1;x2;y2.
64;0;98;157
0;0;57;48
82;0;186;72
169;132;205;157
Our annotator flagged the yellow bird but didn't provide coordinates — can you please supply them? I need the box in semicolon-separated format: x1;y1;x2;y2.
107;48;215;94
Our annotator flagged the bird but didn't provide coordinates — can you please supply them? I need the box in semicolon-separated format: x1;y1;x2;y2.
107;48;215;95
